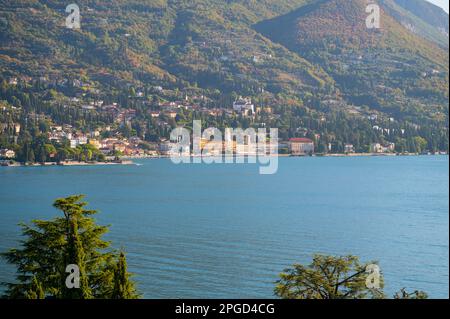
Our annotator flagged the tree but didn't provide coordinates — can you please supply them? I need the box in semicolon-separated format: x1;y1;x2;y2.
27;148;35;163
1;195;138;299
60;208;91;299
414;136;428;153
24;276;45;299
394;288;428;299
111;252;139;299
275;255;384;299
35;145;46;163
275;255;428;299
44;144;57;159
56;148;70;162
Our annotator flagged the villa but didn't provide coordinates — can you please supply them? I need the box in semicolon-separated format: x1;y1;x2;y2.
288;138;314;156
370;143;396;153
233;97;255;116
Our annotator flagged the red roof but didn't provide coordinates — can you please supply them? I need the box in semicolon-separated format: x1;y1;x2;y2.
289;138;313;143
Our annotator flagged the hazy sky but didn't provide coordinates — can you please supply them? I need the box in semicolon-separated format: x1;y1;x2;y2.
426;0;449;13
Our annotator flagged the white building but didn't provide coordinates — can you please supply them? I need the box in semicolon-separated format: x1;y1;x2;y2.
0;149;15;159
159;140;190;157
288;138;314;155
70;136;88;148
233;97;255;116
344;144;355;153
370;143;395;153
81;105;95;111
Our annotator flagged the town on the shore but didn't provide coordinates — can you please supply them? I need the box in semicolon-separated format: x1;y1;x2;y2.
1;75;447;167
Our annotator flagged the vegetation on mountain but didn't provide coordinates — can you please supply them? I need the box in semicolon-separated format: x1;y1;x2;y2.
255;0;448;147
393;0;448;33
381;0;449;48
0;0;448;159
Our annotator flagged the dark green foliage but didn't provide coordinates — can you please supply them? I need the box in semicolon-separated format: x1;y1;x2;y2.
394;288;429;299
389;0;449;47
275;255;428;299
1;195;139;299
24;276;45;299
0;0;448;156
111;252;139;299
275;255;385;299
59;206;92;299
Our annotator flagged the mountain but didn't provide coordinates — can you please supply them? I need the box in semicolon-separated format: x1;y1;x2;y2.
254;0;448;122
0;0;333;97
393;0;449;34
380;0;449;48
0;0;448;154
254;0;447;63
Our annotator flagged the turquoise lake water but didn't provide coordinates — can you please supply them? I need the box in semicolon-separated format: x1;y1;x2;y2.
0;156;448;298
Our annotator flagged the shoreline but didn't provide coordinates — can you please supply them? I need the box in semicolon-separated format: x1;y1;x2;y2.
123;152;448;159
1;153;448;167
0;160;135;167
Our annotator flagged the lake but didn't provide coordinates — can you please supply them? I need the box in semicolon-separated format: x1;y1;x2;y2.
0;156;448;298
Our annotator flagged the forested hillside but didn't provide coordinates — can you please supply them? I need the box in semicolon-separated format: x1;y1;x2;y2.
388;0;449;47
255;0;448;123
0;0;448;160
0;0;332;95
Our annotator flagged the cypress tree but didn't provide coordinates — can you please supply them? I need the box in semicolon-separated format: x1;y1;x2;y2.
61;216;92;299
111;252;138;299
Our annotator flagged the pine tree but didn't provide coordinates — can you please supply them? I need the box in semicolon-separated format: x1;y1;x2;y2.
275;255;385;299
1;195;131;299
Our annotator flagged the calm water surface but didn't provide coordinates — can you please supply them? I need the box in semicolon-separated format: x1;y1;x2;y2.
0;156;448;298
